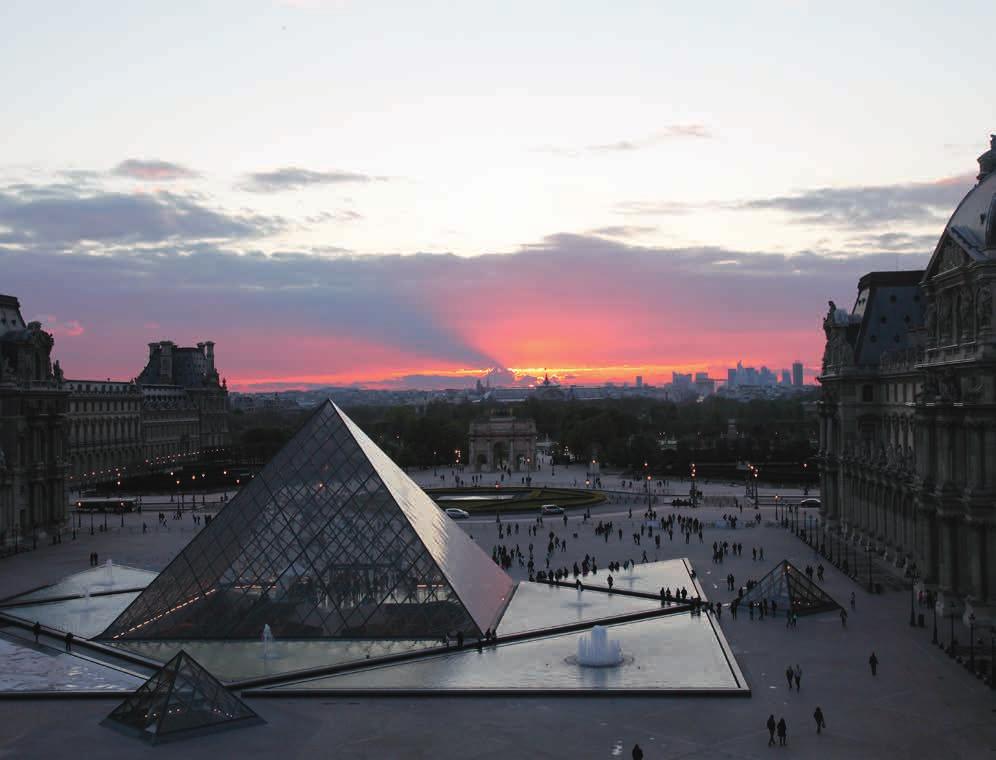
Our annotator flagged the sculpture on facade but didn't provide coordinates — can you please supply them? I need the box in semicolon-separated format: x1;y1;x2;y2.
959;287;974;337
977;285;992;330
925;301;937;337
937;296;953;339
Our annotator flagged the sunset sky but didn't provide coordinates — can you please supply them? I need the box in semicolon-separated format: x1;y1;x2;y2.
2;1;993;390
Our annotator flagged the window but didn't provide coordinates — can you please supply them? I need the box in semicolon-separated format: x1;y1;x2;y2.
862;385;874;402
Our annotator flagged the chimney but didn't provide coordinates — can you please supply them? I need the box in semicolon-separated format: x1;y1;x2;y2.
159;341;173;383
204;341;215;374
978;134;996;182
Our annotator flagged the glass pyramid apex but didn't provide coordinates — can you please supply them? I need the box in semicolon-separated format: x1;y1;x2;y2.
101;650;262;744
99;400;514;640
739;560;840;616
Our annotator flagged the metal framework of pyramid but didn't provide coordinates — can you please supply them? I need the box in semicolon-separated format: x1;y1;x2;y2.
739;560;840;616
101;650;263;744
100;400;514;641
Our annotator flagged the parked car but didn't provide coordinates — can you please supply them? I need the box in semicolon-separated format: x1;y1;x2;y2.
444;507;470;520
540;504;564;515
799;498;821;509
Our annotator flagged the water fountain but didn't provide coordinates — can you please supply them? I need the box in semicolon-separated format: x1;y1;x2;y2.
261;624;275;659
103;559;114;587
79;586;93;610
575;625;624;667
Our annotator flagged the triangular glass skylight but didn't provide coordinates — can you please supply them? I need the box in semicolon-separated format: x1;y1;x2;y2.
739;560;840;616
99;401;514;640
101;650;262;743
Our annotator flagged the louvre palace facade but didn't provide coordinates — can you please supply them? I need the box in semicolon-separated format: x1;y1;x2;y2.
0;293;229;540
818;135;996;625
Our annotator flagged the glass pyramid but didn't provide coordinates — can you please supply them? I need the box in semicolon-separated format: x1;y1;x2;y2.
100;401;514;640
101;650;263;744
739;560;840;616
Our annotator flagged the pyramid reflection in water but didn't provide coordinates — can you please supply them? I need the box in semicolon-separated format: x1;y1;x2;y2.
101;650;262;744
100;401;514;641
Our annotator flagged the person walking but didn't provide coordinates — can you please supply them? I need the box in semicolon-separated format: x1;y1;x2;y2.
766;714;776;746
869;651;878;676
64;632;73;652
777;717;787;746
785;666;794;690
813;706;826;734
850;591;856;610
632;744;644;760
32;621;41;644
794;664;802;691
840;609;847;628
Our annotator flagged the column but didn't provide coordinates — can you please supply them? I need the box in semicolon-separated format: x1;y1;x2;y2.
939;517;957;591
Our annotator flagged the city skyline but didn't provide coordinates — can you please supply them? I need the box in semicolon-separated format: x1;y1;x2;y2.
2;2;994;389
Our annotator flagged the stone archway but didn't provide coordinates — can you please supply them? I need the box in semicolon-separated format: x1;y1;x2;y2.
492;441;508;470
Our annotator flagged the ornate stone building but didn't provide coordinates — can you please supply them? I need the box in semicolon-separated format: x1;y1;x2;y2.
818;135;996;628
0;295;69;542
135;341;229;463
65;380;143;481
468;411;537;472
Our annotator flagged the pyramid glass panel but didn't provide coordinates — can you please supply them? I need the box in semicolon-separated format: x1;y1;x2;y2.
100;401;514;640
739;560;840;616
102;650;262;744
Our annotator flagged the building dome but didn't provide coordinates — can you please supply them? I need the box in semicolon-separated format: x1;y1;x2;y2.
943;135;996;251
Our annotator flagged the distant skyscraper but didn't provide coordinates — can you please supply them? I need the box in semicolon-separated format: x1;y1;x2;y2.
635;375;643;388
781;369;791;385
792;361;804;387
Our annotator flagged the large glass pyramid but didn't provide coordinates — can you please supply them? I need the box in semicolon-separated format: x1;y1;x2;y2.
739;560;840;616
100;401;514;640
101;650;263;743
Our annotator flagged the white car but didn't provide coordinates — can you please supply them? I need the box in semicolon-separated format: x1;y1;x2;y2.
445;507;470;520
540;504;564;515
799;498;821;509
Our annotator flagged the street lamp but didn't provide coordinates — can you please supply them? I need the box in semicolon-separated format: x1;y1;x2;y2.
969;613;976;672
909;570;919;627
932;594;938;645
690;463;697;508
866;546;874;592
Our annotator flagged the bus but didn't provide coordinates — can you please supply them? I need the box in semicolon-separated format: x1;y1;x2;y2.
75;498;138;514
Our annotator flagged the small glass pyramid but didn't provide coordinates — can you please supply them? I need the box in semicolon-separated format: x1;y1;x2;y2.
101;650;262;744
100;400;514;640
739;560;840;616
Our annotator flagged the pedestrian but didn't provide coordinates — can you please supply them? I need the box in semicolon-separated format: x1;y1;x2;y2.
33;621;41;644
632;744;644;760
850;591;856;610
869;651;878;676
766;714;776;746
794;664;802;691
813;706;826;734
64;632;73;652
785;665;794;690
777;717;787;746
840;609;847;628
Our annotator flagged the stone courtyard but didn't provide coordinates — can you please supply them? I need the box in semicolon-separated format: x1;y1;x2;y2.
0;466;993;758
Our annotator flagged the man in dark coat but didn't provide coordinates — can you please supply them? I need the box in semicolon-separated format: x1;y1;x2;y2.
777;717;787;746
632;743;643;760
869;651;878;676
766;715;776;746
813;706;826;734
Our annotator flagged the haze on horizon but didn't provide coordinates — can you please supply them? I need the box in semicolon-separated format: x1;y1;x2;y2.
2;0;994;391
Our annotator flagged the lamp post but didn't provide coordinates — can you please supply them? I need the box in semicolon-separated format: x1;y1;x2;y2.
969;613;976;672
867;546;874;592
646;474;652;512
909;570;919;627
690;463;697;508
931;595;938;645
